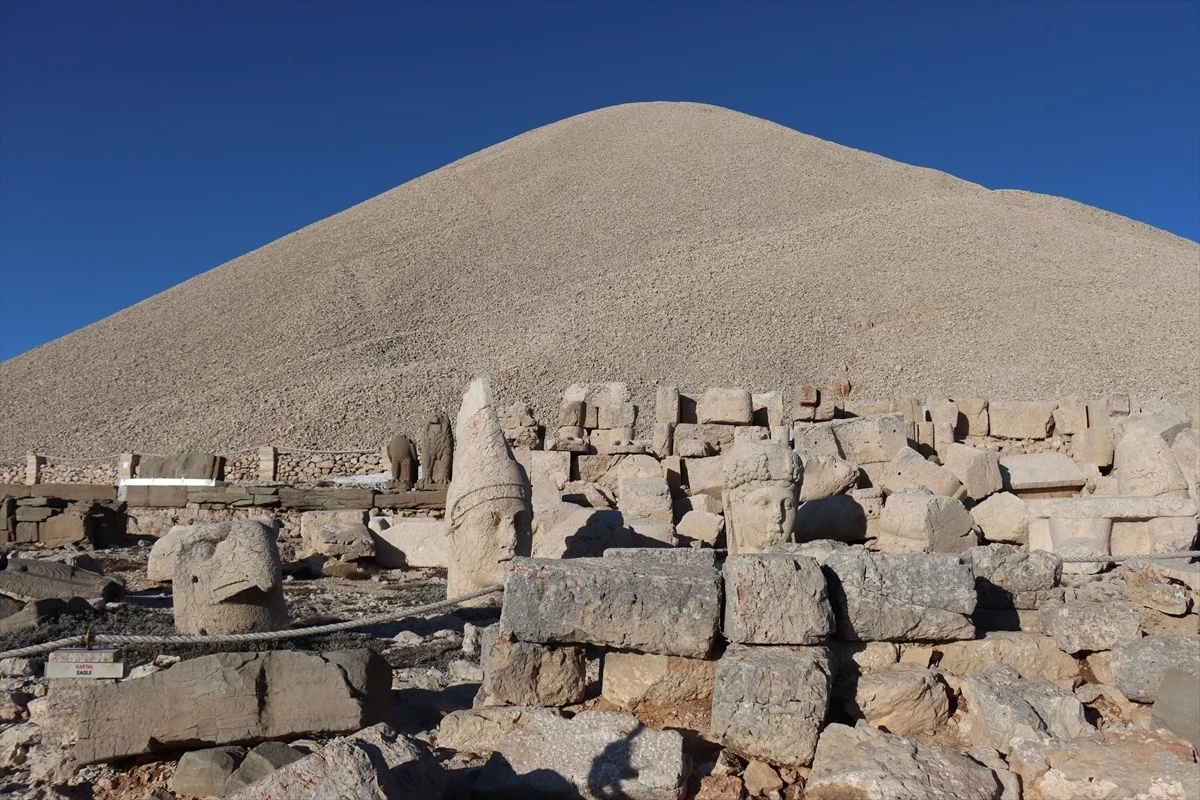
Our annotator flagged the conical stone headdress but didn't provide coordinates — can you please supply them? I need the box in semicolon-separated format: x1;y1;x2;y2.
446;376;530;527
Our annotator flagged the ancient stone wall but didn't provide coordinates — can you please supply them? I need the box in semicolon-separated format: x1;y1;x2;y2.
274;450;386;483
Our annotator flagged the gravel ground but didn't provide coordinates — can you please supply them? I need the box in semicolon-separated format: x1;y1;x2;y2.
1;101;1196;456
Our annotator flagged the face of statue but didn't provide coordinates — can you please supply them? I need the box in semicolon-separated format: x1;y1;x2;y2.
454;497;532;587
732;484;796;553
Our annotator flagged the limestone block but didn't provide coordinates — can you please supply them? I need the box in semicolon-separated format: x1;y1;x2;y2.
842;399;898;418
1171;428;1199;498
795;488;883;544
305;522;375;561
1071;426;1114;469
169;746;245;798
696;388;752;425
999;452;1085;492
1110;633;1200;704
941;443;1002;501
563;383;632;428
1115;424;1190;498
970;492;1028;544
732;425;769;442
710;645;832;766
531;507;640;558
821;414;908;466
813;385;840;422
39;513;88;546
683;455;725;503
674;423;737;455
475;628;586;708
75;649;390;764
0;557;123;602
545;428;589;452
722;554;834;644
500;556;721;657
224;741;305;793
173;520;288;635
618;476;673;524
369;518;448;568
877;489;976;554
751;391;784;429
1152;666;1200;749
823;551;976;641
1122;562;1193;615
879;447;965;499
959;666;1090;754
527;450;570;508
967;544;1061;609
676;510;724;547
601;651;716;709
688;493;721;514
474;710;686;800
1053;401;1089;435
556;400;586;427
596;401;637;430
560;481;616;509
956;398;989;437
848;665;949;737
437;707;564;755
655;386;680;425
935;632;1081;689
1048;516;1111;574
806;723;1001;800
988;401;1056;439
927;398;959;430
1039;601;1142;654
678;439;713;458
795;448;860;501
590;427;636;455
652;422;673;457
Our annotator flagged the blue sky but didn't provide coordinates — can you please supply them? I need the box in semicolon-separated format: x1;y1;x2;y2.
1;0;1197;361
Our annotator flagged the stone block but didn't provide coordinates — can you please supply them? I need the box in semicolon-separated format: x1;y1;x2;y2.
474;710;686;800
710;645;832;766
1110;633;1200;704
528;450;570;508
437;707;564;755
879;447;964;498
959;666;1090;754
927;398;960;429
683;455;725;504
557;400;587;428
304;521;374;561
597;401;637;430
967;544;1061;609
722;554;834;644
590;427;636;455
369;517;448;568
501;556;721;657
676;509;724;547
751;391;784;429
822;551;976;642
970;492;1028;544
1039;601;1142;654
169;746;245;798
652;422;674;457
1048;516;1112;574
1171;428;1199;498
224;741;305;793
601;651;716;709
1053;401;1089;435
674;423;737;455
475;627;586;708
848;665;950;737
988;401;1056;439
696;388;752;425
941;443;1003;501
1072;426;1115;469
0;557;123;602
877;489;976;554
955;398;989;437
795;489;883;544
935;632;1081;689
999;452;1086;492
1115;423;1190;498
617;476;673;524
1152;666;1200;749
39;512;89;546
75;649;390;763
815;414;908;466
137;451;224;480
654;385;680;425
795;448;860;501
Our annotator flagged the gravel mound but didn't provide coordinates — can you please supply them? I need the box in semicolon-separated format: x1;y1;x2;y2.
1;102;1196;455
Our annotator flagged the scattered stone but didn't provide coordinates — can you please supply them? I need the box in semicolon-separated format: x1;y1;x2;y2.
879;447;965;499
722;553;834;644
877;488;977;553
676;509;725;547
941;443;1003;500
1110;633;1200;704
437;707;566;755
1039;601;1142;654
1072;426;1114;469
969;492;1028;545
601;651;716;709
474;627;586;708
959;666;1090;754
170;746;245;797
1115;419;1190;498
935;632;1081;689
698;388;753;425
1123;561;1193;615
742;760;783;796
0;558;123;602
848;665;949;737
695;774;745;800
224;741;306;793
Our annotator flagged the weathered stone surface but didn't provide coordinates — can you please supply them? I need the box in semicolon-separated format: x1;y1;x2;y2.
532;506;651;558
935;632;1081;689
602;651;715;709
999;453;1086;492
560;480;616;509
942;443;1003;500
173;520;288;635
722;440;802;554
1039;601;1142;654
710;646;832;766
618;476;673;524
848;665;949;737
1053;401;1089;436
0;557;123;602
1152;666;1200;749
988;401;1055;440
674;423;737;455
722;554;833;644
303;516;375;561
1172;428;1199;498
798;414;907;466
75;649;390;763
877;488;977;554
1072;426;1114;469
1110;633;1200;703
369;517;448;568
437;707;565;755
683;455;725;504
227;723;444;800
676;510;724;547
474;710;686;800
794;448;859;502
446;377;532;603
806;723;1002;800
501;556;720;657
224;741;305;793
1122;561;1193;615
967;544;1061;609
169;746;245;798
138;451;223;480
822;551;976;642
697;388;753;425
1115;422;1191;498
1008;729;1198;800
970;492;1028;545
959;666;1090;754
474;627;586;708
879;447;965;499
795;488;883;544
656;386;680;425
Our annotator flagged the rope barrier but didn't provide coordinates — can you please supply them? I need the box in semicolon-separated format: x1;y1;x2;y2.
1056;550;1198;563
0;584;502;660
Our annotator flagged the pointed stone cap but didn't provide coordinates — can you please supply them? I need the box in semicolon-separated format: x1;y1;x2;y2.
446;376;530;526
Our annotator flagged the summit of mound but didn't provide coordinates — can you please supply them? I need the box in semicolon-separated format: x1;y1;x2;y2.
1;102;1197;455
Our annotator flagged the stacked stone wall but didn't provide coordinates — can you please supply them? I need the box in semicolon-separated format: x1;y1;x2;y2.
274;450;386;483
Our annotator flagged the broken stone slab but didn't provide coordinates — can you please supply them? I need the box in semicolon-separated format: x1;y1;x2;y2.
970;492;1028;545
1152;666;1200;749
806;722;1003;800
817;414;908;466
722;553;834;644
682;455;725;506
226;723;444;800
876;488;977;554
847;665;949;737
169;746;246;798
474;709;686;800
794;448;860;502
956;398;990;437
822;551;977;642
437;707;565;755
879;447;965;499
617;476;673;525
304;520;375;561
500;556;721;657
1038;601;1142;654
934;632;1081;689
0;558;123;602
601;651;716;710
710;645;832;767
1122;561;1194;615
941;443;1003;501
967;544;1061;609
1115;422;1191;498
673;423;737;455
75;649;390;763
1072;426;1114;469
675;509;724;547
959;666;1091;754
223;741;305;793
999;453;1085;494
795;488;883;544
1053;401;1089;436
474;626;586;708
0;596;93;636
531;507;649;559
988;401;1056;440
368;517;448;568
1110;633;1200;703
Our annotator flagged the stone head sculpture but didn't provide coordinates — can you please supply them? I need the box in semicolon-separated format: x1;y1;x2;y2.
722;440;804;554
445;377;532;603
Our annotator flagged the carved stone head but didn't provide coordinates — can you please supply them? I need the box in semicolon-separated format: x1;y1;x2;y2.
723;440;804;554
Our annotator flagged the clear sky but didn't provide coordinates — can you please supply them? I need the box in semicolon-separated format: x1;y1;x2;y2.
1;0;1197;361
